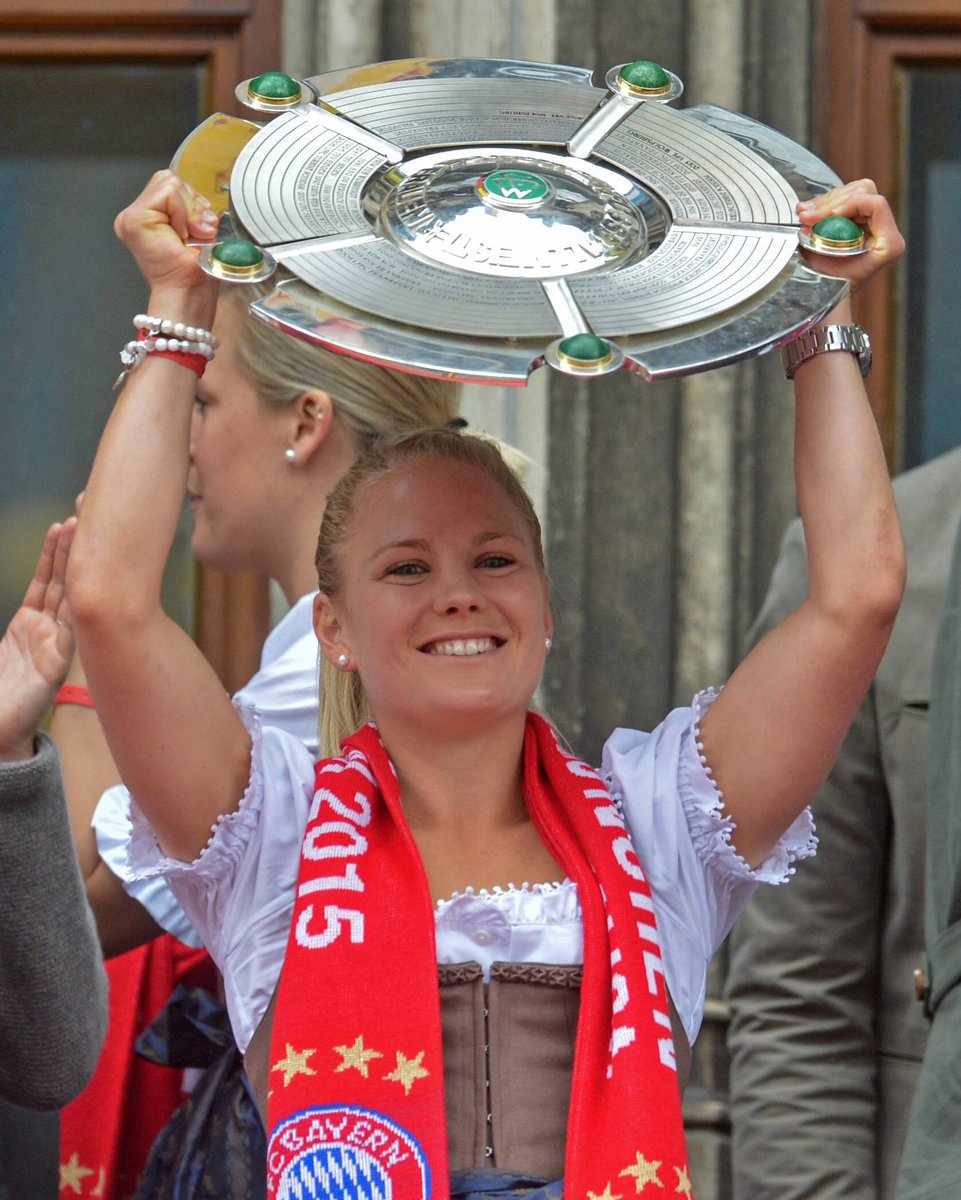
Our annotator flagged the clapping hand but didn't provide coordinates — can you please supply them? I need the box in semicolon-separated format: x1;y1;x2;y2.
0;520;77;761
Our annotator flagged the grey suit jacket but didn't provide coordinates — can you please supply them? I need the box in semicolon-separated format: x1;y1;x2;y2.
724;446;961;1200
897;460;961;1199
0;733;108;1109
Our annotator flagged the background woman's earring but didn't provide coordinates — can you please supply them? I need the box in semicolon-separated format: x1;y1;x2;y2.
545;637;553;652
337;653;349;669
284;448;296;463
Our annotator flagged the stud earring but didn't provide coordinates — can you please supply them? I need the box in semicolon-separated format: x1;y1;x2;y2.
337;653;349;669
545;637;553;652
284;448;296;463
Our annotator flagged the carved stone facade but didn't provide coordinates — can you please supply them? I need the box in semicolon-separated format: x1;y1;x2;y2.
279;3;818;1194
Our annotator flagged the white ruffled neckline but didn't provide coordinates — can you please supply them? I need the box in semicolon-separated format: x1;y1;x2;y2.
434;878;575;914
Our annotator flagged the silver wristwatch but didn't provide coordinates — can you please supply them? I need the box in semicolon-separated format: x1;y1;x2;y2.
782;323;872;380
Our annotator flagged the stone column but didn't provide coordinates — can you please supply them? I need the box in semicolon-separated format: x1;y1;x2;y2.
282;0;385;78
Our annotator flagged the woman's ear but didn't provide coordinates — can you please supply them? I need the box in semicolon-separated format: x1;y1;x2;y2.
313;591;349;665
287;390;334;466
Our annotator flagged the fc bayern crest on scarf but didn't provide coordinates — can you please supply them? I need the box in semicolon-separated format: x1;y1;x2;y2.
268;1106;431;1200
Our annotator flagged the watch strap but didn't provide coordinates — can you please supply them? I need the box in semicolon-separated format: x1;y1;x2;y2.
782;323;872;380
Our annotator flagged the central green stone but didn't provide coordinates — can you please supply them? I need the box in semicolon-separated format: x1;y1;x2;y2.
212;238;265;269
619;60;671;91
812;216;863;244
559;333;611;363
482;170;551;201
248;71;301;101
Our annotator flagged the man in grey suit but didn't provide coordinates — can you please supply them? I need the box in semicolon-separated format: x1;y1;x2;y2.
897;463;961;1199
725;445;961;1199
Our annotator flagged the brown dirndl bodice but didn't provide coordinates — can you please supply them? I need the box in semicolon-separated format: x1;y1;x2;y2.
245;962;691;1176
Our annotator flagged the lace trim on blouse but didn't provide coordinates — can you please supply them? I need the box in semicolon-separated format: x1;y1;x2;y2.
434;880;575;914
127;702;268;881
685;688;816;884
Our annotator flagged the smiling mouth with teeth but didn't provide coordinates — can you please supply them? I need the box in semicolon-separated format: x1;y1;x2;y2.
426;637;501;656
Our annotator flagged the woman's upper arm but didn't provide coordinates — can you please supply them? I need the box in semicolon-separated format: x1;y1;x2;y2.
74;603;251;863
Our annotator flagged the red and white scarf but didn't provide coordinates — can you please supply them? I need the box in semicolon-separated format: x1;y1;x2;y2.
266;714;692;1199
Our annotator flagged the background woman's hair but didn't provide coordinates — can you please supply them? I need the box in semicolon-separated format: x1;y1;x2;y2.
315;427;547;756
222;285;461;438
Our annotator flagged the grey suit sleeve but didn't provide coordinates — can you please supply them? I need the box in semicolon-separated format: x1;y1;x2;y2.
0;733;108;1109
724;520;888;1200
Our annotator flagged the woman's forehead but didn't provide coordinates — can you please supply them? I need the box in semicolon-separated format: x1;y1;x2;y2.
350;456;529;540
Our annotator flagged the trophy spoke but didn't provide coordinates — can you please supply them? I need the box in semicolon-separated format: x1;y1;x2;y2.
297;104;406;164
269;230;381;260
541;278;593;338
567;94;644;160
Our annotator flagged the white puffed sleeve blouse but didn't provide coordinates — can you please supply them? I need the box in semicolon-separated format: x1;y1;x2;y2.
126;690;816;1053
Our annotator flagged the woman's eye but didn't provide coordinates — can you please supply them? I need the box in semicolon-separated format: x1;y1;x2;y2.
387;561;425;577
479;554;514;569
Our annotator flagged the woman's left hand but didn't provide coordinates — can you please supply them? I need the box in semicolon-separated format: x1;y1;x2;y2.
797;179;905;289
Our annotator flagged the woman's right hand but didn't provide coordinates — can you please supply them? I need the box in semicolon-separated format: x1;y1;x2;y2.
113;169;220;297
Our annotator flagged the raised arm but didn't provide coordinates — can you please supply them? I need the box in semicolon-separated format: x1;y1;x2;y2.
699;181;906;867
68;171;253;862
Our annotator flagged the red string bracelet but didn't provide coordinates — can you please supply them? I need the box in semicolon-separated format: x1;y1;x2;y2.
135;328;208;378
53;685;95;709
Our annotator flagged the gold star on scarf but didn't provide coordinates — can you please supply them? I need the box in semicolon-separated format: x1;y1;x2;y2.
334;1035;383;1078
382;1049;429;1095
673;1165;693;1197
588;1184;623;1200
271;1042;318;1088
619;1152;665;1192
60;1153;94;1194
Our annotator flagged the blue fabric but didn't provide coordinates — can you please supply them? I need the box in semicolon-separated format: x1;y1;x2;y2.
134;985;265;1200
450;1168;564;1200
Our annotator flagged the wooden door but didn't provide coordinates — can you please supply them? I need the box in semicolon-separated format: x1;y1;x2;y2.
815;0;961;468
0;0;282;690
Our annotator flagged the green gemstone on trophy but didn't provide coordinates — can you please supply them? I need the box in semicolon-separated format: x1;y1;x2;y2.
619;60;671;92
559;334;612;363
811;216;864;246
248;71;301;101
212;238;265;268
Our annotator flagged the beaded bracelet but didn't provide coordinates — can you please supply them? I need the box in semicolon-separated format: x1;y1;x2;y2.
114;314;219;389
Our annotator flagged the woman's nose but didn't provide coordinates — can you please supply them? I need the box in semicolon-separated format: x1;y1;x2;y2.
433;570;482;614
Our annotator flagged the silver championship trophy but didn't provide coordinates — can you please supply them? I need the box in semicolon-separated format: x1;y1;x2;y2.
172;57;868;384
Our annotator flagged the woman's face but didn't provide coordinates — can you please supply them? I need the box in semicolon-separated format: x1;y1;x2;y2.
187;301;291;573
320;455;552;736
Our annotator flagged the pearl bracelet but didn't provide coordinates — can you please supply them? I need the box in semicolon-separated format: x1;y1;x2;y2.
114;313;219;388
132;313;219;351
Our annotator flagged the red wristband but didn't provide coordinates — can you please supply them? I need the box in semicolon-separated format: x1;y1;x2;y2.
150;348;208;377
53;685;95;709
136;328;207;378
